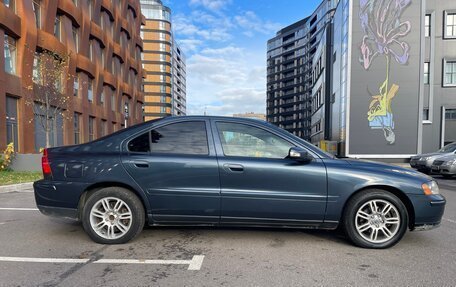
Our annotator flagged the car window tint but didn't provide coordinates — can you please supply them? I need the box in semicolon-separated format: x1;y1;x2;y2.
151;121;209;155
128;132;150;153
216;122;294;159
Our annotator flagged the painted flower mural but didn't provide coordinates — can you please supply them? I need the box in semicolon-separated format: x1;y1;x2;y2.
359;0;412;144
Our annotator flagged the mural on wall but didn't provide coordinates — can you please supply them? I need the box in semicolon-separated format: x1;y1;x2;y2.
359;0;412;144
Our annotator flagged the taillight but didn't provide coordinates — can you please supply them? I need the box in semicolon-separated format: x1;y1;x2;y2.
42;148;52;176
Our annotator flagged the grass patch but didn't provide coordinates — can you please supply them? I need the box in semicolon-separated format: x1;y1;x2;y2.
0;171;43;186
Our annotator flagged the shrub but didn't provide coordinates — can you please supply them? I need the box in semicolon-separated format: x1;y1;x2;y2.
0;143;15;171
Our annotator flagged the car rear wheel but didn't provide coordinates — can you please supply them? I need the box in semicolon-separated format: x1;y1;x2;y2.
82;187;145;244
343;190;408;249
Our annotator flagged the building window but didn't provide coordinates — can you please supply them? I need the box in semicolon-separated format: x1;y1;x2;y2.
160;85;166;93
72;26;79;53
54;16;61;41
32;52;42;83
89;116;95;141
424;62;430;85
88;78;93;102
6;96;18;150
33;0;41;28
423;108;429;121
74;75;79;97
89;40;94;61
425;14;431;37
4;0;15;12
445;12;456;38
4;35;16;75
446;109;456;120
74;113;80;144
101;120;107;136
444;60;456;86
100;90;105;106
88;0;93;20
111;94;116;111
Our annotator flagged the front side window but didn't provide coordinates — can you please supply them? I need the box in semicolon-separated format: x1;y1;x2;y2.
444;61;456;86
216;122;294;159
150;122;209;155
4;35;16;75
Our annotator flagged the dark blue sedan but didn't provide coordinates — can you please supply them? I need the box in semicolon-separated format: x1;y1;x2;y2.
34;116;445;248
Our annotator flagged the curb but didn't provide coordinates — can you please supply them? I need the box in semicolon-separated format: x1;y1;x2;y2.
0;182;34;193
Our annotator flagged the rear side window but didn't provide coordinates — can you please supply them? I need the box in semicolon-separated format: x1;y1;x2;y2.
128;132;150;153
151;121;209;155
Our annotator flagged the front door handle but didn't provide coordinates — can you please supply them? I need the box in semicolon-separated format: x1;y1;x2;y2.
133;161;149;168
224;164;244;173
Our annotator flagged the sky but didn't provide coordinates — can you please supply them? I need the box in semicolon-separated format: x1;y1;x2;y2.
162;0;322;116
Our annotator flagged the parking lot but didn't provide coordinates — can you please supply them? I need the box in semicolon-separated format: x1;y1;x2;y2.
0;177;455;286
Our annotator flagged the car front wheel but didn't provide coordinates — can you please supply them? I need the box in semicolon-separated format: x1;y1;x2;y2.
82;187;145;244
343;190;408;249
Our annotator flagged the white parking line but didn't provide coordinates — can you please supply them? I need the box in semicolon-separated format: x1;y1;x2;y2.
0;257;88;264
0;255;205;270
0;208;39;211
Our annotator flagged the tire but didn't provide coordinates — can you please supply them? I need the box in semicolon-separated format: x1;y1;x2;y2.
342;190;408;249
82;187;145;244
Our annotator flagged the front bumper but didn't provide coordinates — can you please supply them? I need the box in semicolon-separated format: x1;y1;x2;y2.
431;164;456;175
409;194;446;230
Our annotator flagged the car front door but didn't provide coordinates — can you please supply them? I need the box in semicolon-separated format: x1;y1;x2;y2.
123;120;220;224
212;120;328;225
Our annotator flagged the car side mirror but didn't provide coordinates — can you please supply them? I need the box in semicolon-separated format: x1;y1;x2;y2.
288;147;313;163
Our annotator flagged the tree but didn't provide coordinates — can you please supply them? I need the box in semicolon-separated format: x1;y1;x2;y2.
27;49;72;148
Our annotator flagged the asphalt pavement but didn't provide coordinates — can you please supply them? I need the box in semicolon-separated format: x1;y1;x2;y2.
0;177;455;286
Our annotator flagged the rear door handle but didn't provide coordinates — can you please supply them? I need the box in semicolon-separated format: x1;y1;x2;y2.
133;161;149;168
224;164;244;173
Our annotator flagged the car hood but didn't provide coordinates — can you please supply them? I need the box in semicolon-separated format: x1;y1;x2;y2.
411;152;451;160
343;159;432;181
433;154;456;162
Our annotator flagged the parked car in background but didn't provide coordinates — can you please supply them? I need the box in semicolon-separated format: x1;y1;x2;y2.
410;142;456;173
34;116;445;249
431;154;456;178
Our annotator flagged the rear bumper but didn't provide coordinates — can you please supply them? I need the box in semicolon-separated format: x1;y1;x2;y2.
37;205;79;220
409;194;446;230
34;179;87;220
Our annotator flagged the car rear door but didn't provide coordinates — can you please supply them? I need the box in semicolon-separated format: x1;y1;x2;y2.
122;119;220;224
211;120;328;225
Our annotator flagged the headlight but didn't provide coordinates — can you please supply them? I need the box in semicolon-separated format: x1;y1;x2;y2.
422;181;440;195
422;156;432;161
447;159;456;165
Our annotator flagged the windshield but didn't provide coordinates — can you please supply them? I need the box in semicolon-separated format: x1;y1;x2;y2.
439;143;456;153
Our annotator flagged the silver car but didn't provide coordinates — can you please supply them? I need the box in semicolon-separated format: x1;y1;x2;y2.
431;154;456;178
410;142;456;173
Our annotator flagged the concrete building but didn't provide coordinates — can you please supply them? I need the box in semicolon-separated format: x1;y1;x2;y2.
266;0;338;140
171;39;186;116
0;0;145;154
140;0;186;120
268;0;456;160
233;112;266;121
